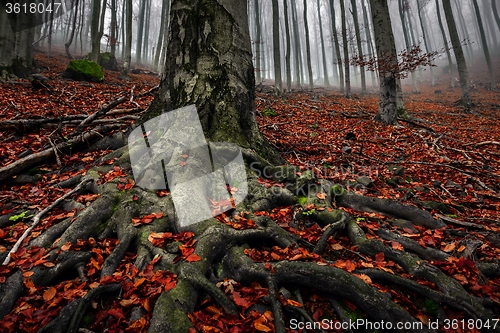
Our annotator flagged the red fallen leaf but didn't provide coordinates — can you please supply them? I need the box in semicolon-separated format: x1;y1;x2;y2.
132;195;139;201
233;291;251;309
185;253;201;262
156;190;170;197
375;252;385;263
391;241;404;251
188;328;197;333
254;323;272;332
42;262;55;267
182;154;189;159
312;307;323;321
287;299;303;307
443;243;456;252
316;192;327;200
180;161;187;167
43;287;56;301
345;260;356;272
108;308;126;321
343;299;357;311
61;242;72;251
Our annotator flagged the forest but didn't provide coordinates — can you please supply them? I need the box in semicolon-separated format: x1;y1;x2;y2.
0;0;499;332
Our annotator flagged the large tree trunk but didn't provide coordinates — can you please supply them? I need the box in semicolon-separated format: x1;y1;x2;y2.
0;6;35;78
144;0;278;161
2;1;499;333
370;0;399;124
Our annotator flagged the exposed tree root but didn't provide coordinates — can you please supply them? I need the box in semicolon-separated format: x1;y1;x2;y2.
1;145;499;333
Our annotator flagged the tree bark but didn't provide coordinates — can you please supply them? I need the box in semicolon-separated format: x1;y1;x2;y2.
340;0;351;98
442;0;472;109
370;0;399;124
329;0;345;91
144;0;279;162
272;0;282;93
317;0;330;87
472;0;495;89
284;0;292;91
303;0;314;89
351;0;366;93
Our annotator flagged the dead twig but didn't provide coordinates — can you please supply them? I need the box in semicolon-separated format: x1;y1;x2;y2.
2;178;93;265
73;95;128;135
464;141;500;147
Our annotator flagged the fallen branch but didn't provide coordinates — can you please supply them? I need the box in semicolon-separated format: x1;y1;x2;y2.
436;214;485;229
73;95;128;135
0;124;122;183
464;141;500;147
2;178;93;265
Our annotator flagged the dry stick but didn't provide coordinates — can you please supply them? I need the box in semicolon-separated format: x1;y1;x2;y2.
436;214;485;229
464;141;500;147
2;178;93;265
73;95;128;135
47;137;61;166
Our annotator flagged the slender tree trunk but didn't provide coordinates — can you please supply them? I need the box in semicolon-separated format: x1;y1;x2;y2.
442;0;472;109
90;0;100;62
417;1;435;86
351;0;366;93
362;0;376;88
284;0;292;91
143;0;151;64
493;0;500;37
340;0;351;97
317;0;330;86
291;0;302;87
136;0;146;65
330;0;344;91
64;0;79;59
398;0;418;93
453;0;474;63
154;0;169;71
303;0;314;89
482;0;498;52
435;0;455;87
119;0;132;79
254;0;262;83
271;0;282;93
110;0;118;56
47;0;54;58
472;0;495;89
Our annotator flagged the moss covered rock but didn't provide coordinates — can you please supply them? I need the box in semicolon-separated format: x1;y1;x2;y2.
64;60;104;82
98;52;118;71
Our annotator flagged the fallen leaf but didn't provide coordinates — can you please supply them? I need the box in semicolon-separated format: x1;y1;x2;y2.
43;287;56;301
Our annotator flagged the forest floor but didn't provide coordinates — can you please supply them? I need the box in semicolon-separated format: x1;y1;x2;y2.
0;49;499;332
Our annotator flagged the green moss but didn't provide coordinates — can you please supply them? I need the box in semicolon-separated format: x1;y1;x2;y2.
297;196;308;205
65;60;104;82
262;107;278;117
424;299;439;316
